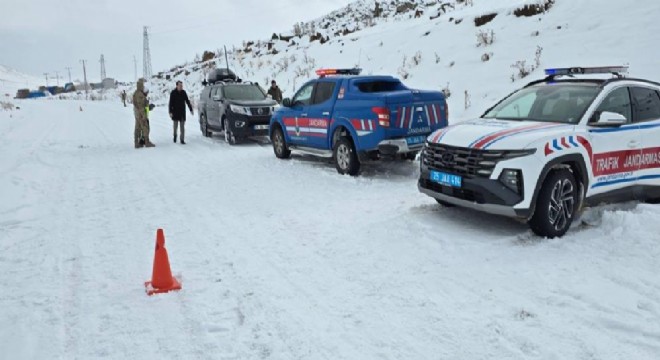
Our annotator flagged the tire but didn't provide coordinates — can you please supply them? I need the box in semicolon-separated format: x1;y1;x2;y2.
223;118;236;145
528;169;578;238
271;126;291;159
333;136;360;176
201;115;211;137
436;199;456;207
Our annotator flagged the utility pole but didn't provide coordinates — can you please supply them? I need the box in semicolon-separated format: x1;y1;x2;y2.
43;73;49;86
80;60;89;99
133;55;137;82
65;67;72;83
54;71;60;86
142;26;152;79
100;54;107;80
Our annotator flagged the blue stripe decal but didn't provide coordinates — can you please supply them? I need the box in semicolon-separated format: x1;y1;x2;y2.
482;125;570;149
568;136;579;148
552;139;562;151
592;174;660;188
589;122;660;133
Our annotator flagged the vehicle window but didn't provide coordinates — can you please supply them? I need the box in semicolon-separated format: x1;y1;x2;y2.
223;85;266;101
212;87;221;98
593;87;632;123
293;83;314;106
312;82;336;104
354;80;405;93
631;87;660;122
483;84;600;124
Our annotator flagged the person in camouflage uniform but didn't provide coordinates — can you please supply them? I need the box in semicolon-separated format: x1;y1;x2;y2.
133;78;155;148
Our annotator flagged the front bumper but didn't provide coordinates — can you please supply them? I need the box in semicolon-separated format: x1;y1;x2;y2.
377;138;424;155
226;113;271;137
418;172;531;219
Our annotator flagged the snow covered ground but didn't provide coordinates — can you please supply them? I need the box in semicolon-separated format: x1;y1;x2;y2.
1;100;660;359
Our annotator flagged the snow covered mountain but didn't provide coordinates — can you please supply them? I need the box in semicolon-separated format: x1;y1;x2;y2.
143;0;660;122
0;64;43;98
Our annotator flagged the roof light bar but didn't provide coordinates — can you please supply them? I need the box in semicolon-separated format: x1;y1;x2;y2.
316;68;362;77
544;66;629;77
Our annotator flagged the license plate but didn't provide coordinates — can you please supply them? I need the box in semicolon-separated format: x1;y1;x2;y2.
430;170;462;188
406;135;426;146
254;124;269;130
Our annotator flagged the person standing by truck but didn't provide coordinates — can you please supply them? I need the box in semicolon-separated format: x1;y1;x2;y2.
168;80;194;144
267;80;283;103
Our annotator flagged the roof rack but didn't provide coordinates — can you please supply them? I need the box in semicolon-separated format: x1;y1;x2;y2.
315;68;362;78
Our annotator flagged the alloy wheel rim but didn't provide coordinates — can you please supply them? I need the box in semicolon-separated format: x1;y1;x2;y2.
274;132;284;154
548;178;575;231
337;144;350;169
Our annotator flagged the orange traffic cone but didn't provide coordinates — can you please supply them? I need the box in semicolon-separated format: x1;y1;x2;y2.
145;229;182;295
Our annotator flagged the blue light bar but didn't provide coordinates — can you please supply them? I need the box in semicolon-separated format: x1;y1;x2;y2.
544;66;628;77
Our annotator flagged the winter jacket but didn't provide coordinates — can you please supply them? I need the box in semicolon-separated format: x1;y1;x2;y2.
169;89;193;121
267;86;283;103
133;79;148;121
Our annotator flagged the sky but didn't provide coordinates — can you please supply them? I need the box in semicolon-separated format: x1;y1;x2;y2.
0;0;354;84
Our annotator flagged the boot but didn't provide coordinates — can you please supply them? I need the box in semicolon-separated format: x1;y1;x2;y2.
144;138;156;147
134;139;143;148
173;134;177;143
180;138;186;145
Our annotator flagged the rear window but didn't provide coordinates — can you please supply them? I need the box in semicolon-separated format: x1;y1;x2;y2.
354;80;406;93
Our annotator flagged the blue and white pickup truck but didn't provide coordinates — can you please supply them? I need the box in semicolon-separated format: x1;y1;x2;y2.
269;68;448;175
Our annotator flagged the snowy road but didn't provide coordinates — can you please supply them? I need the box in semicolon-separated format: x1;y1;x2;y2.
1;100;659;359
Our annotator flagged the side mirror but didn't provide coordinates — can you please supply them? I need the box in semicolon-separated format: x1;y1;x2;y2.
212;95;221;101
591;111;627;127
282;98;292;107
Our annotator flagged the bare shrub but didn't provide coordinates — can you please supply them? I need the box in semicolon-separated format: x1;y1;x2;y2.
476;29;495;47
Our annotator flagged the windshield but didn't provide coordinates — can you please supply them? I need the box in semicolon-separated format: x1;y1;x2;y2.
483;84;600;124
224;85;266;101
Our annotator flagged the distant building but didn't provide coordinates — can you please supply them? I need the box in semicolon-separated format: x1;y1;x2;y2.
101;78;117;89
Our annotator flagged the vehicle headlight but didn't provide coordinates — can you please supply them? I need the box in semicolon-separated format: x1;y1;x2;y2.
229;104;249;115
235;120;246;128
499;169;523;194
502;148;537;160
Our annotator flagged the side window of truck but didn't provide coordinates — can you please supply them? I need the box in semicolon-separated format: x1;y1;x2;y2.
293;83;315;106
312;82;336;105
631;87;660;123
594;87;632;123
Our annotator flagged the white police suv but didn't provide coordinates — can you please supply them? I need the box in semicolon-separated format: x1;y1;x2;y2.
419;66;660;238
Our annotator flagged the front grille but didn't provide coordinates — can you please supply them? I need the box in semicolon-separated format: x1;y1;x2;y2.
249;107;271;116
420;179;485;203
422;143;508;178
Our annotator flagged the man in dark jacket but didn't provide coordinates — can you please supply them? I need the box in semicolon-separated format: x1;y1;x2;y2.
267;80;283;103
168;81;194;144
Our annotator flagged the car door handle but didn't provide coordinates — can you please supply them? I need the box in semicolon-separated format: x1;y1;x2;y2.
628;140;639;148
301;113;308;117
322;112;330;116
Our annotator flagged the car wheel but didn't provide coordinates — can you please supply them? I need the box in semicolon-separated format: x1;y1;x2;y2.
271;126;291;159
201;115;211;137
333;136;360;176
223;118;236;145
528;169;578;238
436;199;456;207
405;152;418;161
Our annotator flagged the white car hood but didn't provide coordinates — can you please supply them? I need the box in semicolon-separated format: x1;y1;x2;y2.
428;118;574;150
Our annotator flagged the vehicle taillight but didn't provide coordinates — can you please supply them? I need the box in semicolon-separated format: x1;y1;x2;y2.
372;107;390;127
444;101;449;124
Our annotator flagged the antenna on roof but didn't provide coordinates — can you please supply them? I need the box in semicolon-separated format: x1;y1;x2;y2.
224;45;229;73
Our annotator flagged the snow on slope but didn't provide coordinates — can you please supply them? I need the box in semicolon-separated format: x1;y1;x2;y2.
143;0;660;123
1;100;660;359
0;64;43;97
